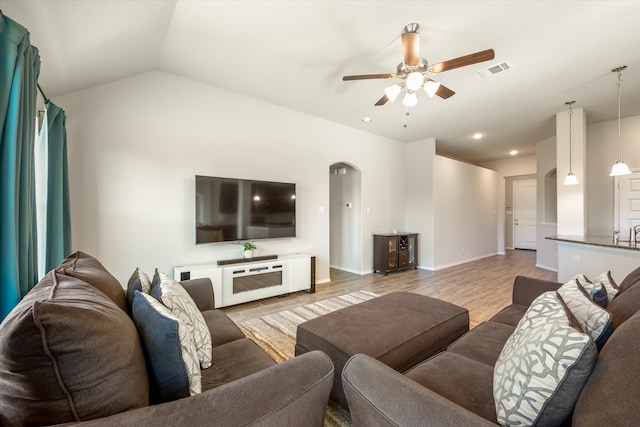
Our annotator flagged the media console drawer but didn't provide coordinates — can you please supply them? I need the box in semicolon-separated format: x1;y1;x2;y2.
174;254;315;308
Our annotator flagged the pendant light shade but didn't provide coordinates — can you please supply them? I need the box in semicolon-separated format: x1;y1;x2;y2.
563;101;579;186
610;160;632;176
610;66;632;177
564;173;579;186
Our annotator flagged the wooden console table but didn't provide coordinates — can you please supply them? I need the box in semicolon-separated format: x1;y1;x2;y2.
373;233;418;274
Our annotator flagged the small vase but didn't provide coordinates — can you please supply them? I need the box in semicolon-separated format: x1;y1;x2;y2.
244;250;253;259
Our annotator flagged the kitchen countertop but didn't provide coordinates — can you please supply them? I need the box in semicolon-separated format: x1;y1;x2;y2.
546;234;640;251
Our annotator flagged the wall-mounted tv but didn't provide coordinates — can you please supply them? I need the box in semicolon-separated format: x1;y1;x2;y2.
195;175;296;244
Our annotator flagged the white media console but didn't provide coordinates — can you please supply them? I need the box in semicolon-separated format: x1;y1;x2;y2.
173;253;315;308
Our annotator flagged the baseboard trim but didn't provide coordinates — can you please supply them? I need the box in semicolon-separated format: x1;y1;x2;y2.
535;263;558;272
433;253;499;271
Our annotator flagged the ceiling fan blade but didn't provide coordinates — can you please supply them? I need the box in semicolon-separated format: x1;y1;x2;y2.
435;84;455;99
375;94;389;106
343;73;394;81
401;30;420;67
429;49;495;74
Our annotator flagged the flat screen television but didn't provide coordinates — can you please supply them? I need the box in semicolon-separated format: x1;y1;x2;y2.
195;175;296;244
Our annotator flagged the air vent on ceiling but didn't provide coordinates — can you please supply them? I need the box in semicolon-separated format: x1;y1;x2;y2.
478;61;513;78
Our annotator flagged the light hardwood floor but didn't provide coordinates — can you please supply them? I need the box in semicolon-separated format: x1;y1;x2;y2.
223;249;558;327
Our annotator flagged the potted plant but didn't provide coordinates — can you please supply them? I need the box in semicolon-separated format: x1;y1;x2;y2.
241;241;257;259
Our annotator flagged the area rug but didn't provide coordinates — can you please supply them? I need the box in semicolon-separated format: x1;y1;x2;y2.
237;290;379;427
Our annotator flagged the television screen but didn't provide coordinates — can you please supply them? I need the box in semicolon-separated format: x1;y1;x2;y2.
195;175;296;243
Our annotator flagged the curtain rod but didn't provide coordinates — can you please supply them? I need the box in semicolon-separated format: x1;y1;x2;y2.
37;83;49;103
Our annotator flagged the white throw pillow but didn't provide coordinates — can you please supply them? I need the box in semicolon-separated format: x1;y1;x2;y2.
592;271;619;302
494;291;598;426
557;279;612;349
157;272;213;369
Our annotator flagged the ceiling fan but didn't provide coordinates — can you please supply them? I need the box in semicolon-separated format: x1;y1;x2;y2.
342;23;495;107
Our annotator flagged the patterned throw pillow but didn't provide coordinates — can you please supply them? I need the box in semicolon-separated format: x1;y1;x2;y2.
126;267;152;314
494;291;598;426
132;291;201;401
592;272;619;302
558;279;613;349
573;273;616;308
153;272;213;369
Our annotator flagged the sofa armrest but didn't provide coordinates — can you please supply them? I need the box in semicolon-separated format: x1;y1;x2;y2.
342;354;496;427
512;275;561;306
63;350;333;427
179;278;215;311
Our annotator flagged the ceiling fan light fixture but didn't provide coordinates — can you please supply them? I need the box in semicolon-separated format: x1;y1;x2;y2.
406;72;424;91
384;84;402;102
402;91;418;107
424;80;441;98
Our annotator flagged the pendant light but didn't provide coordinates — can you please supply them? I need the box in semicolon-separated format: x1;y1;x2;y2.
610;65;632;176
563;101;579;185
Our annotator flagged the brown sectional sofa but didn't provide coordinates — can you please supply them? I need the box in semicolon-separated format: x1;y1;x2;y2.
0;251;333;426
342;274;640;426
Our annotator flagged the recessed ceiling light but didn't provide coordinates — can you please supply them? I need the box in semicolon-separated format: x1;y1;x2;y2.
361;117;371;123
510;150;518;156
473;133;483;140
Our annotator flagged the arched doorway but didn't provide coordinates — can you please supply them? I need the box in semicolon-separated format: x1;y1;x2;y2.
329;162;362;274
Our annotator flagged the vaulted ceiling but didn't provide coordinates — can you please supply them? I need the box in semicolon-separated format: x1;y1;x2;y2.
3;0;640;163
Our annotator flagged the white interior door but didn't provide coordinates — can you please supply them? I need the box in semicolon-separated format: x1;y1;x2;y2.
514;179;537;250
614;170;640;236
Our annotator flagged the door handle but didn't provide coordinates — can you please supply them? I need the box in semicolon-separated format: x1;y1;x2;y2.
514;219;519;225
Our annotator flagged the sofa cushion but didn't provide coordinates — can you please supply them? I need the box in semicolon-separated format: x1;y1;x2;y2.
447;321;515;367
132;291;201;402
126;267;151;314
493;291;598;426
152;272;213;369
405;351;497;423
617;264;640;293
0;272;148;427
202;309;246;348
488;304;528;327
607;282;640;329
56;250;127;311
557;279;612;349
201;338;276;391
572;310;640;426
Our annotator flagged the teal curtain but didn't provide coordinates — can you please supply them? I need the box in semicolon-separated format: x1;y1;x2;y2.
42;100;71;273
0;14;41;320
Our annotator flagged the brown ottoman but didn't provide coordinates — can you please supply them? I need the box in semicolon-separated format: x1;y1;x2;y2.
295;291;469;409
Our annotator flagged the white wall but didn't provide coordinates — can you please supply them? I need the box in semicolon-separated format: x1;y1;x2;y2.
433;156;498;269
479;155;537;254
556;108;586;235
586;116;640;236
56;71;405;285
536;135;558;271
330;163;362;274
404;138;436;268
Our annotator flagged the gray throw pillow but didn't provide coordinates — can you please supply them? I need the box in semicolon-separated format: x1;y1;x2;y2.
0;271;148;427
56;250;127;311
126;267;151;314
